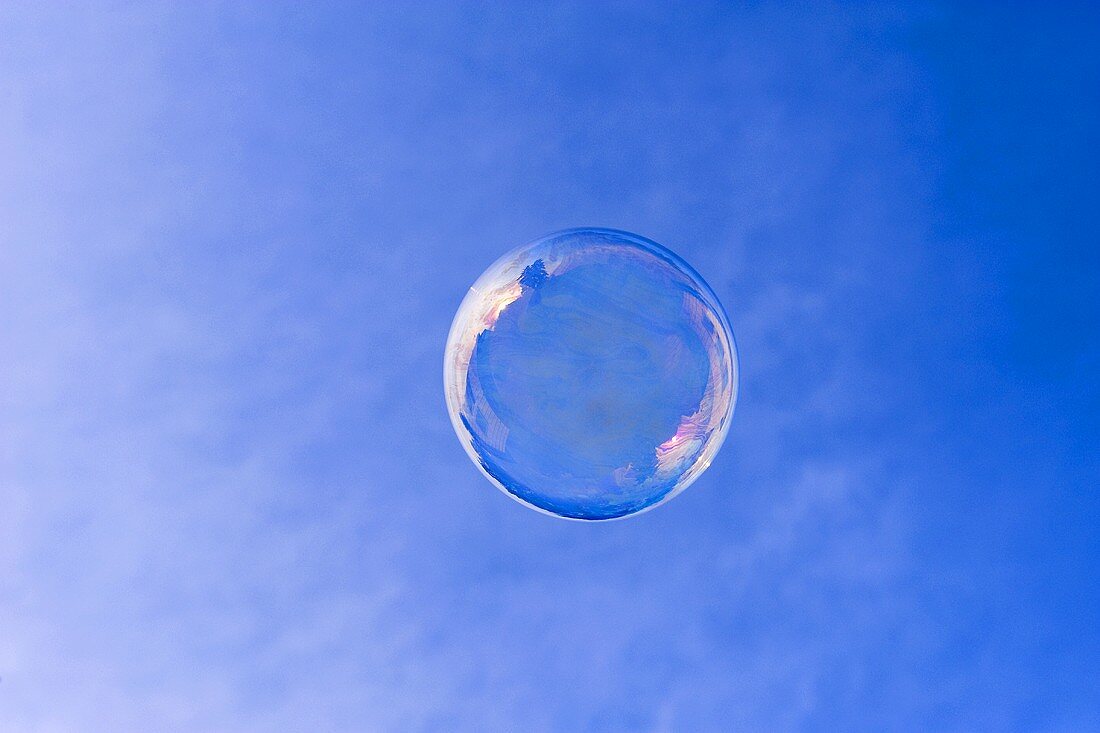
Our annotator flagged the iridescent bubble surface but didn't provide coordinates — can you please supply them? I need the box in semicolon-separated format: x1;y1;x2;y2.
444;228;738;520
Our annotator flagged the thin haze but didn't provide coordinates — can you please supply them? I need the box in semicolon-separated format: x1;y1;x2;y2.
1;3;1098;731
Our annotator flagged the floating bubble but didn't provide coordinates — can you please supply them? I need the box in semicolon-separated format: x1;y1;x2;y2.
444;228;738;520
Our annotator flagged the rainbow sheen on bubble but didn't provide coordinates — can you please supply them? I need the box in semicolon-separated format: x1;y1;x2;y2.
444;228;738;520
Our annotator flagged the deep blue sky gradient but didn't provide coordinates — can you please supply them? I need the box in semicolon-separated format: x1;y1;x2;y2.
2;3;1098;730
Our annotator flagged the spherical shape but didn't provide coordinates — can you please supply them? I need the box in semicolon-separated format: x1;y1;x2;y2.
444;228;738;520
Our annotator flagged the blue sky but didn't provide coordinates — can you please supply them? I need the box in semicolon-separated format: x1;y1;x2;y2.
1;2;1097;730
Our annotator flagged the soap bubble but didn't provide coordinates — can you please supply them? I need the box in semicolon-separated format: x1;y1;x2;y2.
444;228;738;520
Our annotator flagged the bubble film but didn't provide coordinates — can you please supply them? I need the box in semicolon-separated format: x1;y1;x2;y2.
444;228;738;520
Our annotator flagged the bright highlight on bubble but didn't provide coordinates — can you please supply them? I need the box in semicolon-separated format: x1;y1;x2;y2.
444;228;738;520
